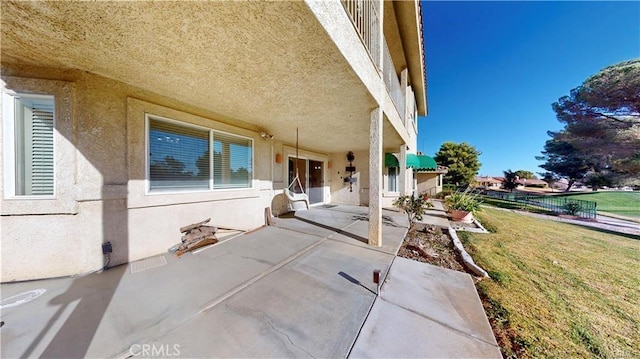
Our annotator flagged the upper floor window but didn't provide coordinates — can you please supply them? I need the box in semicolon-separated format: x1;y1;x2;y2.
3;93;55;197
147;116;253;192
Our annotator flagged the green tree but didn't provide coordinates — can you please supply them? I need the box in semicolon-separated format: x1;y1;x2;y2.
583;173;613;191
503;170;519;192
434;142;481;188
514;170;536;179
539;172;559;192
536;133;591;191
550;59;640;184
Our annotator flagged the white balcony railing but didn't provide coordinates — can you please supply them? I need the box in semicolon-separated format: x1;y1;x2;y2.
341;0;381;69
342;0;407;122
407;86;417;134
382;38;405;118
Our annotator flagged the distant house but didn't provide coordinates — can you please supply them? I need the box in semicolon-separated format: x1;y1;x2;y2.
516;178;548;188
1;1;427;281
475;176;502;189
476;176;548;190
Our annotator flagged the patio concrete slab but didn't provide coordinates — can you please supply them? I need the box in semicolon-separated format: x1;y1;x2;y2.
326;219;406;255
1;226;325;358
276;206;408;256
350;257;501;358
2;205;496;359
0;206;402;358
138;240;394;358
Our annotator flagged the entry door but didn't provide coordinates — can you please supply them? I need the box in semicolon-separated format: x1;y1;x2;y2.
308;160;324;204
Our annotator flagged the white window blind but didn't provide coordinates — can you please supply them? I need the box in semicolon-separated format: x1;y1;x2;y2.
147;117;253;192
149;119;210;190
15;97;55;196
213;132;252;189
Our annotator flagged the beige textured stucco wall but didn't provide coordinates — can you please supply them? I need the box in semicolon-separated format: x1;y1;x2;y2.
417;173;442;196
329;150;370;206
1;67;273;282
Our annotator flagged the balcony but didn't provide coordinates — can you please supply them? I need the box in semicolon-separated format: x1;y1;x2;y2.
382;37;405;119
341;0;409;126
341;0;381;70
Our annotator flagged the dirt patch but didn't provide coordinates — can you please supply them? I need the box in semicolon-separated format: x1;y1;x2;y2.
397;225;470;274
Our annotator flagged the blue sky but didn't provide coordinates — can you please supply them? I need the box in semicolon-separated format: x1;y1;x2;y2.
418;1;640;177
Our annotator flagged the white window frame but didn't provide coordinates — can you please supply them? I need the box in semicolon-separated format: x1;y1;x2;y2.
2;91;56;199
2;77;76;215
211;128;254;191
144;114;254;194
387;166;399;193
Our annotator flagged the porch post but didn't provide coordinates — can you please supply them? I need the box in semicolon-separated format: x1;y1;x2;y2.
399;145;407;195
401;69;409;126
400;68;409;196
369;107;383;247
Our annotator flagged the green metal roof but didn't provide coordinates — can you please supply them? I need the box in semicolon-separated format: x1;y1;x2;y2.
406;154;438;171
385;153;399;167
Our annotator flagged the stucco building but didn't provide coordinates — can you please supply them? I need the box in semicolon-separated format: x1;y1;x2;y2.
1;1;427;281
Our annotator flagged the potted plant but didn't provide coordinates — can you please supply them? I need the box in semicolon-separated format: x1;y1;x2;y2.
445;189;482;223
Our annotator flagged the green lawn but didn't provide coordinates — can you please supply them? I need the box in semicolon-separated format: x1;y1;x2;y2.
462;208;640;358
555;191;640;219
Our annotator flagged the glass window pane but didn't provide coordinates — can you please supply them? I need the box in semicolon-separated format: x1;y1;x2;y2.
149;119;209;190
213;132;252;189
15;97;54;196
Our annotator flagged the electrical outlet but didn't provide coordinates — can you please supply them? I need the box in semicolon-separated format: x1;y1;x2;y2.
102;241;112;254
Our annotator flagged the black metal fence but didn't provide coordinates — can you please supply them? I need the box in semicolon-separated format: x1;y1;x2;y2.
483;191;598;219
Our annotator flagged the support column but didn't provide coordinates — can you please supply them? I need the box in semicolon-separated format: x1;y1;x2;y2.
399;145;407;195
369;107;383;247
401;68;409;127
400;68;410;196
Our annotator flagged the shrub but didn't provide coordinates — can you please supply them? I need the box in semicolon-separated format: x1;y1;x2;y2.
445;188;483;214
563;201;583;216
393;192;434;227
442;184;456;196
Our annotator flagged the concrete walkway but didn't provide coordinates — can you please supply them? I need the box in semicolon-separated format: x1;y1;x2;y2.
351;257;501;358
1;205;498;358
417;200;451;228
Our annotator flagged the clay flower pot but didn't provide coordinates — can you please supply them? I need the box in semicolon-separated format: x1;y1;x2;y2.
450;209;473;223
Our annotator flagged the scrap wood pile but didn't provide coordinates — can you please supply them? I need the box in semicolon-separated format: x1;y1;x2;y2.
172;218;218;257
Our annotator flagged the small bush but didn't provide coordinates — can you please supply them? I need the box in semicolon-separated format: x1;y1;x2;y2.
393;193;434;227
563;201;583;216
446;188;483;214
441;184;456;196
